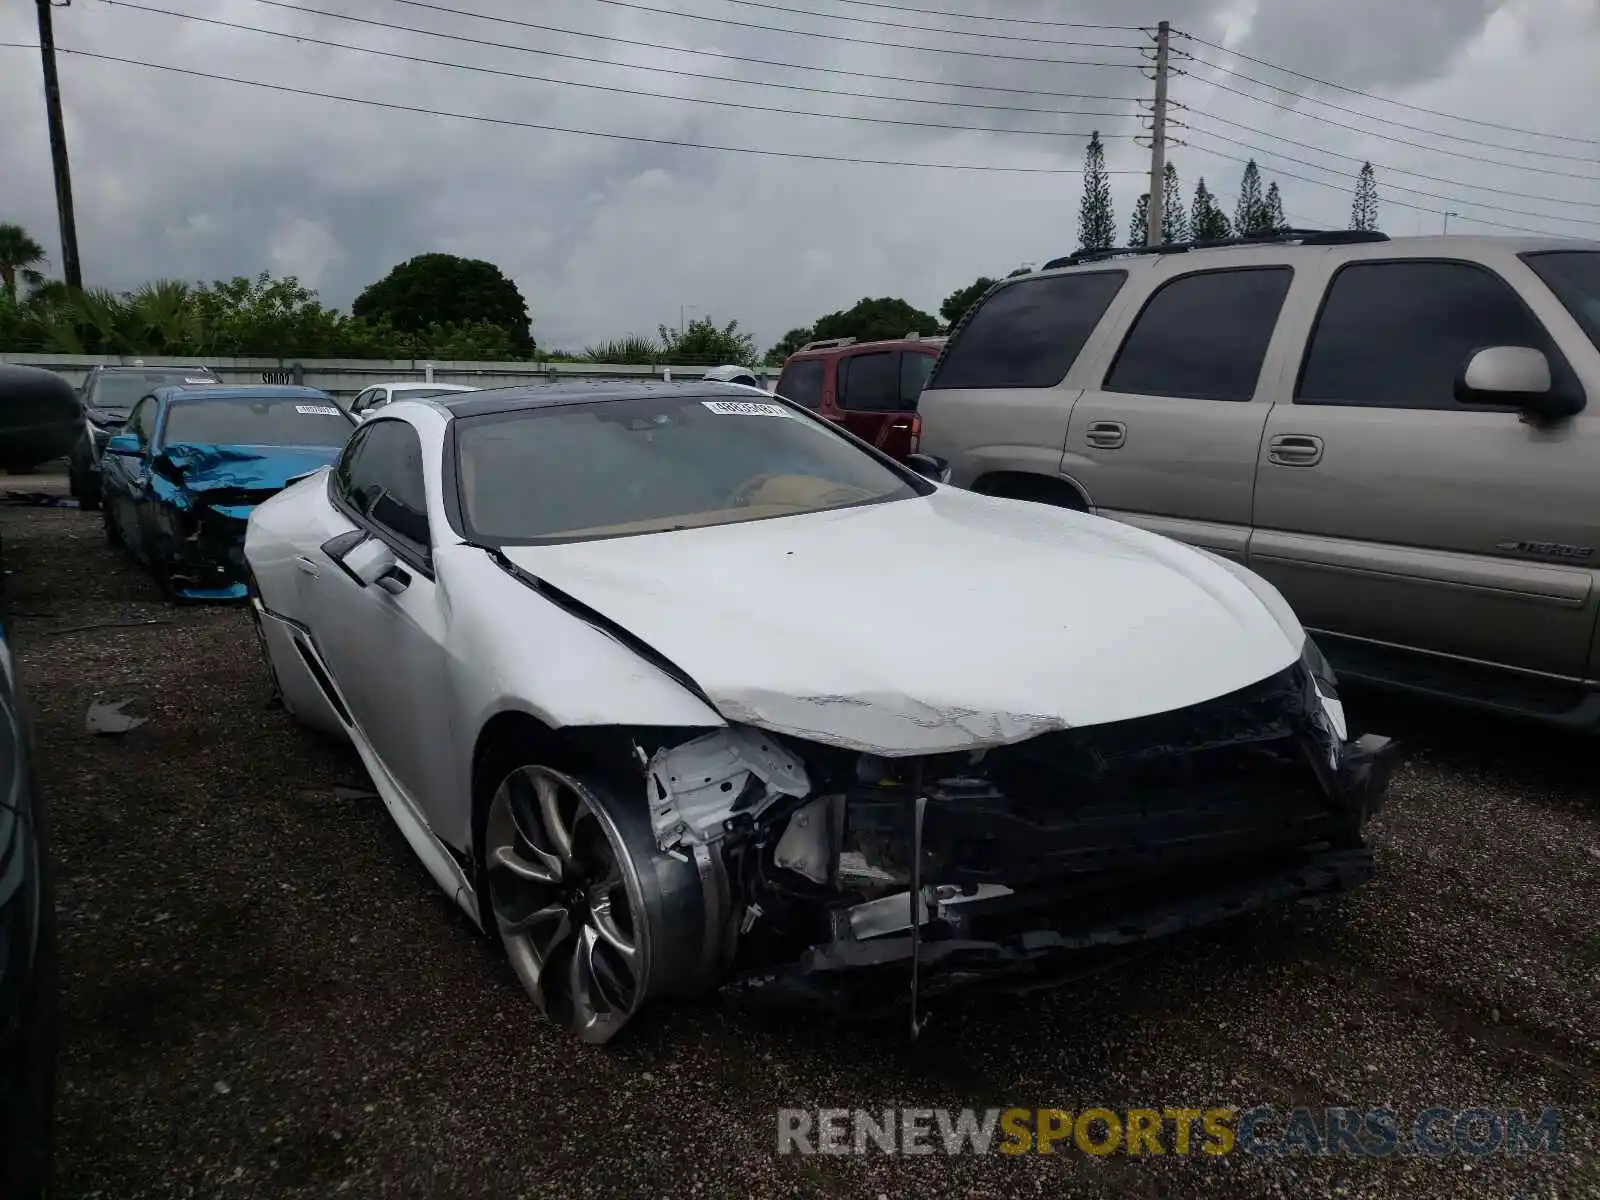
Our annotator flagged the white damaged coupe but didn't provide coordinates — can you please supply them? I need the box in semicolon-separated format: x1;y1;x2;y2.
243;381;1398;1042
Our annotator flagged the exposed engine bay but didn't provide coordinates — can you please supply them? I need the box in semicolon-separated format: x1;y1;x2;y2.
626;658;1397;1026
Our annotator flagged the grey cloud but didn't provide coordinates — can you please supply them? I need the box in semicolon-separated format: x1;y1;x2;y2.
2;0;1595;354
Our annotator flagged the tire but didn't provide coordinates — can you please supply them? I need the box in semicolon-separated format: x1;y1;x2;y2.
101;502;122;550
479;763;706;1044
976;474;1087;511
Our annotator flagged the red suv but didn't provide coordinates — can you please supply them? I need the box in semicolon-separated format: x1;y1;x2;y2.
773;334;944;460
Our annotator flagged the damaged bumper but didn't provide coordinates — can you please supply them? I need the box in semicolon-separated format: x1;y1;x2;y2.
643;659;1400;1020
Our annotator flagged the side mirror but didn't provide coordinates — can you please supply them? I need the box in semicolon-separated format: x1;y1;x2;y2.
104;433;141;456
1455;346;1584;420
904;453;952;484
320;530;410;594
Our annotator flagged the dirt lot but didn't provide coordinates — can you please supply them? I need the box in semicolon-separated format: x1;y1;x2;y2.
4;482;1597;1199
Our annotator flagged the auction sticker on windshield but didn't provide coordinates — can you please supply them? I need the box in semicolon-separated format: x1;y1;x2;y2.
701;400;793;418
295;405;342;416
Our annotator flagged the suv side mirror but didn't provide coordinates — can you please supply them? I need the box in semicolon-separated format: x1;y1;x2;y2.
904;453;952;483
1455;346;1585;420
104;433;141;456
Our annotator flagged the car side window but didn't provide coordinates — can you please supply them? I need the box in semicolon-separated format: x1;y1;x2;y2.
128;397;156;443
1296;259;1572;410
930;271;1127;390
342;419;430;549
838;351;902;412
1104;266;1293;402
776;359;825;410
901;351;935;406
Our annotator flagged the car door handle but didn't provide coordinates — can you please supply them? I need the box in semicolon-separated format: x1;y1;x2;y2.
294;555;321;577
1268;434;1324;466
1085;420;1126;449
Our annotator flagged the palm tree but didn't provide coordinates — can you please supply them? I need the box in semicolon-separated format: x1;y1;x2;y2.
0;223;48;300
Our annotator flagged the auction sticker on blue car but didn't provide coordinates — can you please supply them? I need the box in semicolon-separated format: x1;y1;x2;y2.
295;405;342;416
701;400;792;418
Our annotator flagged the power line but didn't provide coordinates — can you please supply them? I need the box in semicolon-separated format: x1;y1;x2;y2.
106;3;1138;142
1179;31;1600;147
1183;128;1600;229
1183;68;1600;172
1184;112;1600;206
46;46;1149;174
353;0;1148;105
797;0;1140;29
1183;138;1586;238
661;0;1144;44
552;0;1150;66
125;0;1143;123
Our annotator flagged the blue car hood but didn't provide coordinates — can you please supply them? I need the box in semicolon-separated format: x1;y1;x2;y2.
155;442;340;495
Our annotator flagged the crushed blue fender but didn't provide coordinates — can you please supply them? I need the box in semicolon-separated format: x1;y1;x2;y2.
151;443;340;511
147;442;340;601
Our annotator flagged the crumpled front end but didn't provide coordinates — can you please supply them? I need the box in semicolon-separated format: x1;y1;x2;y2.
150;443;336;600
633;654;1398;1022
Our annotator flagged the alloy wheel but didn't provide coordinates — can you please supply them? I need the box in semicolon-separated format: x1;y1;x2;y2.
485;765;650;1044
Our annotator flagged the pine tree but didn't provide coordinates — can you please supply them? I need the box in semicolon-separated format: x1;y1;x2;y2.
1129;194;1150;247
1263;182;1287;232
1077;131;1116;252
1161;162;1189;243
1235;159;1265;235
1190;177;1232;241
1350;162;1380;232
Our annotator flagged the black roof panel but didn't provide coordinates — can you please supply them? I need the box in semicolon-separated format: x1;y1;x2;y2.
439;379;768;418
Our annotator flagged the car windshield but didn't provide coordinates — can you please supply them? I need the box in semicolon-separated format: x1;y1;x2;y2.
91;371;213;414
455;393;922;543
1522;251;1600;351
162;396;354;448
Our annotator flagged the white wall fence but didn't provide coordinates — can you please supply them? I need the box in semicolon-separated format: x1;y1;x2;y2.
0;353;779;402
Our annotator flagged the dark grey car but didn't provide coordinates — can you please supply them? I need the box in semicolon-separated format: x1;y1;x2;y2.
68;364;220;509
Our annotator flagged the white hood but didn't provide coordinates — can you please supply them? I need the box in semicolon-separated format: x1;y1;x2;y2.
500;490;1303;755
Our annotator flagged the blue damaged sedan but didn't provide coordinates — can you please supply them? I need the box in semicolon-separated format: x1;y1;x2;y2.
100;384;355;599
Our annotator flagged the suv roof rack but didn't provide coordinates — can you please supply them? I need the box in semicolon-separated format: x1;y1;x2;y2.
798;336;857;352
1041;228;1390;271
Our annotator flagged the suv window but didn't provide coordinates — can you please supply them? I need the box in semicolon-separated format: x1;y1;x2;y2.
931;271;1126;390
1521;251;1600;354
776;359;825;410
336;418;430;548
1298;260;1569;410
901;351;935;405
1105;267;1293;402
838;351;902;412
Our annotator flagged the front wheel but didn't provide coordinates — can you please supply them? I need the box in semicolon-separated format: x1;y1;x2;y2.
481;764;705;1044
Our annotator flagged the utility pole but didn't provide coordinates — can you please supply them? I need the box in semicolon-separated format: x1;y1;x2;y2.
37;0;82;290
1442;211;1458;235
1144;20;1171;249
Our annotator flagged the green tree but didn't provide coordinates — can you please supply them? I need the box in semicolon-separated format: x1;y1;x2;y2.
353;253;532;353
1190;177;1231;240
0;223;47;301
764;326;814;365
1077;131;1116;252
811;296;939;344
581;334;660;365
1350;162;1380;232
1128;193;1150;248
940;276;995;328
1162;162;1189;243
658;315;757;365
1235;159;1266;235
1263;182;1287;232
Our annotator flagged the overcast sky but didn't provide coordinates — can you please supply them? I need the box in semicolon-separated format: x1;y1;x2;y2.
3;0;1597;354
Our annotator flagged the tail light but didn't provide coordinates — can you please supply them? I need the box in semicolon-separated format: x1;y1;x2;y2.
908;414;922;455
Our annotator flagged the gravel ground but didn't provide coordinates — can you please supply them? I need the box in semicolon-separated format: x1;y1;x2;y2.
4;482;1597;1199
